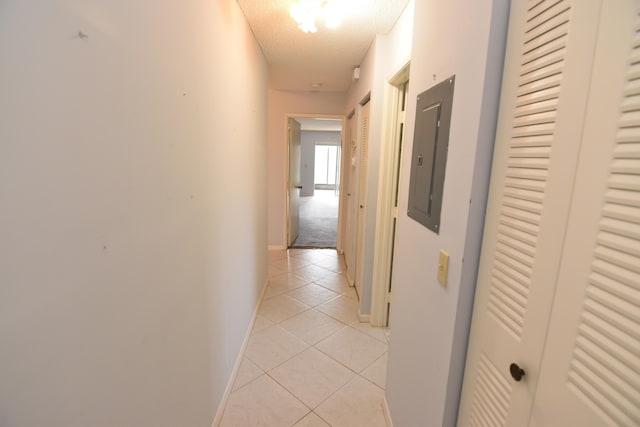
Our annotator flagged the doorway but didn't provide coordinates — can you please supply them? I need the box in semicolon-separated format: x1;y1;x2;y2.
287;116;344;249
371;63;410;327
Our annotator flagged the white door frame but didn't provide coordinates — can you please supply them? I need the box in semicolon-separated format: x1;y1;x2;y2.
370;62;411;327
287;118;302;247
283;113;346;249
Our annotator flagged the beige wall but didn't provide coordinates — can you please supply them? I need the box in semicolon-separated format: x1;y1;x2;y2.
0;1;268;426
385;0;510;426
267;90;346;247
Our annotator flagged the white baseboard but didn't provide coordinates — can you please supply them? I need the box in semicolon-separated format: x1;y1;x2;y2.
268;245;286;250
383;396;394;427
211;278;269;427
358;310;371;323
346;270;355;287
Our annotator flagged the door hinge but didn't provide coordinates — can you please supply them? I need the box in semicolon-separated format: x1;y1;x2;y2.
386;292;393;304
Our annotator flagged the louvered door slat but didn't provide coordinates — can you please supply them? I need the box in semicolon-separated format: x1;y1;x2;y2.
487;0;573;340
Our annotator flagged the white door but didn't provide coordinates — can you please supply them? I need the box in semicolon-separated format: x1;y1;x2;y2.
529;3;639;425
345;112;358;284
288;118;302;247
458;0;612;425
338;116;352;254
355;100;371;298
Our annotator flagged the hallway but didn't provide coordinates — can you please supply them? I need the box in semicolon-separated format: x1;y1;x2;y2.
219;249;389;426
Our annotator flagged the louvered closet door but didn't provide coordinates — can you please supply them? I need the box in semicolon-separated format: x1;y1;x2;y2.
457;1;603;425
529;2;639;425
355;100;370;297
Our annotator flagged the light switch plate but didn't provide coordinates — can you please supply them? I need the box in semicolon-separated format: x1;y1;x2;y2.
438;250;449;286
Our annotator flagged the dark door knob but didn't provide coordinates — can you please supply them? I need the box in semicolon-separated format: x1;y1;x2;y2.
509;363;525;381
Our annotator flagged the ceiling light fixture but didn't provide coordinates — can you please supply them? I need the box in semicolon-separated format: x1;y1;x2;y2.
289;0;344;33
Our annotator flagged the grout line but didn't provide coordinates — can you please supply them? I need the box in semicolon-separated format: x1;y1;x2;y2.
240;249;390;426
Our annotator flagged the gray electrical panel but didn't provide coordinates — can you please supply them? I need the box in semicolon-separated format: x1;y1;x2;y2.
407;75;455;234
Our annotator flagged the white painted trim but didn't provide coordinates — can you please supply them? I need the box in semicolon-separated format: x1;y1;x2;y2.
336;116;348;253
357;310;371;323
283;116;290;248
385;55;411;83
370;61;410;327
211;278;269;427
268;245;287;251
383;396;394;427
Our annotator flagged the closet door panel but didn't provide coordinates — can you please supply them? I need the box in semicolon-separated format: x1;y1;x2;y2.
457;1;602;425
530;2;640;425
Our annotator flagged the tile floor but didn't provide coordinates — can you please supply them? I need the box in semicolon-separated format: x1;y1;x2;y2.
219;248;389;427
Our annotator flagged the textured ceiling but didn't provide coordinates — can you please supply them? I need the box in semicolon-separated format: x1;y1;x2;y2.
236;0;410;92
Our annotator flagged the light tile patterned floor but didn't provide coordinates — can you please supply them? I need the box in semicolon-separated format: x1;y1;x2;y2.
219;248;389;427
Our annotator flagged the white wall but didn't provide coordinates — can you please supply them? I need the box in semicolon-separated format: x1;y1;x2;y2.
267;90;346;247
0;1;268;426
385;1;509;426
343;0;414;314
300;130;342;196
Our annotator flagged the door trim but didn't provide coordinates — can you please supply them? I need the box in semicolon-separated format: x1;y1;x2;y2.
283;113;346;249
370;62;410;327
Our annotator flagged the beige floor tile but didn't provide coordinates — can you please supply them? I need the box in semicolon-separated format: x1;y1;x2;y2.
313;257;346;273
245;325;309;371
268;272;312;290
314;273;352;294
268;263;288;278
316;326;387;373
221;248;391;427
315;376;386;427
220;374;309;427
360;352;388;389
259;294;310;323
271;256;313;271
315;295;360;324
342;286;359;300
292;412;331;427
286;284;339;307
233;357;263;390
270;347;355;408
279;309;345;345
349;320;388;343
288;248;332;257
265;273;312;299
252;315;275;334
264;282;300;299
290;249;335;263
294;264;336;282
